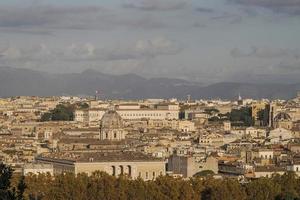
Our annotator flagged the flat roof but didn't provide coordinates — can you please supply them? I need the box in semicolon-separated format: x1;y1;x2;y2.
37;151;164;163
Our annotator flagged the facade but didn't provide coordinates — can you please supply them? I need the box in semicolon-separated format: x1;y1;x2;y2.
23;163;54;176
287;164;300;176
269;128;293;144
168;154;218;178
74;103;179;124
199;133;224;147
223;121;231;132
99;110;127;141
35;152;166;180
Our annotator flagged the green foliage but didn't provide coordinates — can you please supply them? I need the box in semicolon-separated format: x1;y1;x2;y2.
16;176;26;200
0;163;14;199
194;170;215;177
2;170;300;200
229;107;253;126
204;108;220;115
76;102;89;109
207;107;253;125
201;178;246;200
257;107;270;126
40;104;75;121
245;177;281;200
0;163;26;200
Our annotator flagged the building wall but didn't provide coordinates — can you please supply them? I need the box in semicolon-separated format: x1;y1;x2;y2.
75;161;166;180
23;164;54;176
75;109;179;123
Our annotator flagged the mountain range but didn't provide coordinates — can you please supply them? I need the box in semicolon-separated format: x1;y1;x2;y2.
0;67;299;100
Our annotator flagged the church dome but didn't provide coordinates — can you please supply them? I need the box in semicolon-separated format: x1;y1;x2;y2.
100;110;123;129
274;112;291;122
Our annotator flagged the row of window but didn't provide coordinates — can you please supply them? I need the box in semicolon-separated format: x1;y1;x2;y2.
139;171;163;180
120;113;164;117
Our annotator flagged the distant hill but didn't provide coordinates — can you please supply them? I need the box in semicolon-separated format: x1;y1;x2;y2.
0;67;299;99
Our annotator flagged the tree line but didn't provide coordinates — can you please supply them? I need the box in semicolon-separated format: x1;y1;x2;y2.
2;163;300;200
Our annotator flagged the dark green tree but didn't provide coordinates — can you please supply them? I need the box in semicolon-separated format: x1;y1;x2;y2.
16;176;26;200
0;163;17;200
41;104;75;121
245;177;281;200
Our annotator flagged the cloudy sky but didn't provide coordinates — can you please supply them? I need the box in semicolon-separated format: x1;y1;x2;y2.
0;0;300;83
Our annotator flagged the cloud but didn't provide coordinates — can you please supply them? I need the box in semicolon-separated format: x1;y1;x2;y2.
0;37;183;63
276;60;300;72
229;0;300;15
195;7;214;13
73;37;183;61
230;47;300;59
0;4;166;31
123;0;188;11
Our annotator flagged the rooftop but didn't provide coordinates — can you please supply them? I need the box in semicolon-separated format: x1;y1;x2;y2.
37;151;164;163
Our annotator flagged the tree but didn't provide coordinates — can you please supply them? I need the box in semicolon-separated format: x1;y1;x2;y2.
202;178;246;200
245;177;281;200
76;102;89;109
16;176;26;200
127;177;147;200
0;163;15;200
275;172;299;200
178;180;196;200
204;108;220;115
229;107;253;126
194;170;215;177
155;176;180;200
40;104;75;121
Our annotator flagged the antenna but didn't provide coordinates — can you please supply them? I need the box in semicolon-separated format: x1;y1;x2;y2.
187;94;191;102
95;90;101;100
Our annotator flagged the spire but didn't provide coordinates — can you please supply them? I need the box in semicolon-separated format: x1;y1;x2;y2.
238;93;242;101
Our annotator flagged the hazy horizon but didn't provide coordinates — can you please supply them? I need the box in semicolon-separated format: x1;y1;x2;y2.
0;0;300;84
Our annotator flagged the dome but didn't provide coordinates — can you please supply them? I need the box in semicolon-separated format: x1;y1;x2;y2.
274;112;291;122
100;110;123;129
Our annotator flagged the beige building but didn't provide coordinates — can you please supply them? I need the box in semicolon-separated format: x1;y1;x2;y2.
199;133;224;147
223;121;231;132
36;152;166;180
168;154;218;178
23;163;54;176
100;110;127;141
74;103;179;124
252;101;268;126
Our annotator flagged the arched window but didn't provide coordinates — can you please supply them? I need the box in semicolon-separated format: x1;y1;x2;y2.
127;165;132;176
146;172;149;179
120;166;124;175
112;166;116;176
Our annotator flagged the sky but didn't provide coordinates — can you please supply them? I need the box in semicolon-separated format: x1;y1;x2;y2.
0;0;300;83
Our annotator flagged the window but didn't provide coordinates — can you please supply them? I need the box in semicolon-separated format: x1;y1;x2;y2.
112;166;116;176
146;172;149;179
153;172;156;179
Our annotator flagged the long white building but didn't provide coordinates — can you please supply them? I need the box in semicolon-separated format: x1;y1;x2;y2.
74;103;179;125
